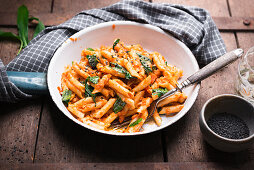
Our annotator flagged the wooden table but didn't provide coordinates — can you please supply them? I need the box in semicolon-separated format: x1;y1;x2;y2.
0;0;253;169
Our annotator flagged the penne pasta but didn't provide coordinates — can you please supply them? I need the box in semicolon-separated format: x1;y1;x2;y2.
158;104;184;116
108;79;134;98
93;74;112;94
92;98;116;118
157;92;182;107
60;40;187;133
133;75;152;92
79;100;107;113
153;109;162;126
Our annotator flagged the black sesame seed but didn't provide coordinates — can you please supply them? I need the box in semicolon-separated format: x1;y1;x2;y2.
207;113;250;139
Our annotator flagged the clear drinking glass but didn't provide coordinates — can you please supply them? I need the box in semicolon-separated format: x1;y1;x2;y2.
236;47;254;103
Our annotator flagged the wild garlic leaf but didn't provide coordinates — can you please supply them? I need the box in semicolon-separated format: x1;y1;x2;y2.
29;17;45;38
152;88;169;98
88;76;100;84
113;38;120;50
0;30;23;55
84;78;97;104
136;53;152;74
17;5;29;47
129;118;143;127
110;62;133;80
86;54;98;69
62;89;72;104
86;48;95;51
113;96;126;113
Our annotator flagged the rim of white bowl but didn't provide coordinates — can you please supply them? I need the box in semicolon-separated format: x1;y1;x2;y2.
47;21;200;136
201;94;254;142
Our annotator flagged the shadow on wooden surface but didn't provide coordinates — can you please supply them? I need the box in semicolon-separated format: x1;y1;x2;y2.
34;97;164;162
0;99;42;163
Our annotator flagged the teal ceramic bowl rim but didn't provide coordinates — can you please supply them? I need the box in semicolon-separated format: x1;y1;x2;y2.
200;94;254;142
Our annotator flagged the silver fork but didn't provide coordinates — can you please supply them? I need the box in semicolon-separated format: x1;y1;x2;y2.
110;49;244;129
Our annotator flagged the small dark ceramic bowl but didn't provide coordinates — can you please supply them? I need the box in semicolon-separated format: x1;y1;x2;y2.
199;94;254;152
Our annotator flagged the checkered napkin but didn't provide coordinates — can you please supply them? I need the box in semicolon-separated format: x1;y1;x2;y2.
0;0;226;102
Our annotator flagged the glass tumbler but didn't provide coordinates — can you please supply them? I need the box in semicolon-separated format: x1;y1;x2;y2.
236;46;254;103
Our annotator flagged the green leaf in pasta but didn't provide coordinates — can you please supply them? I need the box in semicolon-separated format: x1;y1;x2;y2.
84;78;97;105
86;48;95;51
86;54;98;69
62;89;72;104
129;118;143;127
113;38;120;50
152;65;157;70
136;53;152;74
152;88;169;98
110;62;133;80
113;96;126;113
88;76;100;84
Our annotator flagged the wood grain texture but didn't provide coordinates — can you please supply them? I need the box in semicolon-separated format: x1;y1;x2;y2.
152;0;230;17
0;100;42;163
229;0;254;17
163;33;253;162
53;0;121;15
34;98;163;163
1;14;254;31
0;28;20;65
1;162;253;170
0;27;37;65
237;33;254;52
0;27;43;163
0;0;52;13
214;17;254;31
0;0;52;26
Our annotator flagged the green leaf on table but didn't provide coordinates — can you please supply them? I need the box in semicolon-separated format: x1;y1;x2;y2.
62;89;72;104
0;30;23;54
129;118;143;127
136;52;152;74
88;76;99;84
84;78;97;104
86;54;98;69
110;62;133;80
113;38;120;50
0;30;19;39
86;48;95;51
17;5;29;47
152;88;169;98
29;17;45;38
113;96;126;113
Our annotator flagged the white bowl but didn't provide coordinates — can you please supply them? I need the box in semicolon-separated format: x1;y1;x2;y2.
47;21;200;136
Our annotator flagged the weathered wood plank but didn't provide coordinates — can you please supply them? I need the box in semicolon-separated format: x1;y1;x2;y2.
1;162;252;170
237;33;254;52
163;33;254;162
1;14;254;31
229;0;254;17
0;28;20;65
53;0;121;15
0;0;52;26
0;0;253;31
153;0;230;17
0;27;43;163
0;100;42;163
214;17;254;31
34;98;164;162
0;0;52;13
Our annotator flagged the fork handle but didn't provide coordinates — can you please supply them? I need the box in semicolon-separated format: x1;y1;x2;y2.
187;49;243;84
157;49;243;104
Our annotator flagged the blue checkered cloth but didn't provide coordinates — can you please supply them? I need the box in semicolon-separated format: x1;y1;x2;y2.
0;0;226;102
